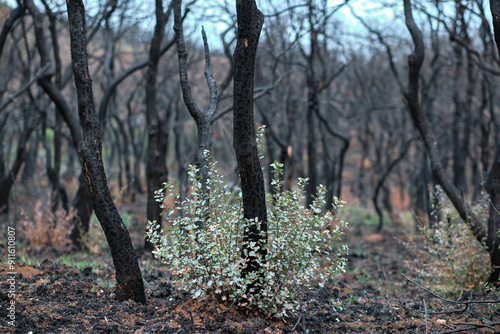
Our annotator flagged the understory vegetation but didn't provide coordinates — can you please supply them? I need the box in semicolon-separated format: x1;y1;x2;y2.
411;187;492;296
146;159;348;316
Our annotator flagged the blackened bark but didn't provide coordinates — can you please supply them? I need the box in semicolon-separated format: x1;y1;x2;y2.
486;0;500;283
403;0;486;243
145;0;169;252
69;173;92;248
66;0;145;303
306;90;318;206
233;0;267;288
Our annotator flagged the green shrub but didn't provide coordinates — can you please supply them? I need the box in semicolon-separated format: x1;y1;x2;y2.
146;159;348;316
415;186;491;295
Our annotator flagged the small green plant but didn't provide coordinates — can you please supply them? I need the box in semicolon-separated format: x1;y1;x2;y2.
146;158;348;316
55;255;101;271
19;256;40;267
98;276;115;290
482;283;500;309
415;186;491;296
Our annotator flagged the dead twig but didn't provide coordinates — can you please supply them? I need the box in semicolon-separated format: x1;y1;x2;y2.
401;274;500;315
188;307;194;332
223;297;239;313
291;273;306;333
291;310;303;331
435;321;500;334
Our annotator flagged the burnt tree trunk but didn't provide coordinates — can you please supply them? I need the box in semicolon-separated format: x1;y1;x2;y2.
486;150;500;282
486;0;500;283
69;173;93;248
145;0;169;252
66;0;145;303
233;0;268;292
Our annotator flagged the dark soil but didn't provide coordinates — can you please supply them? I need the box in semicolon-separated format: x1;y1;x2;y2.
1;200;499;333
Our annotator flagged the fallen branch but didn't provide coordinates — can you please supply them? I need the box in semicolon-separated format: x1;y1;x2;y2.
401;274;500;315
435;321;500;334
399;274;500;333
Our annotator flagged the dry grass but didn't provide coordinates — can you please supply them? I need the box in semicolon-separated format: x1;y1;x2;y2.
19;199;75;249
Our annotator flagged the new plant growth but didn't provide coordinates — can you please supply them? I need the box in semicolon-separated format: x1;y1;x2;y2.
415;186;491;295
146;159;348;316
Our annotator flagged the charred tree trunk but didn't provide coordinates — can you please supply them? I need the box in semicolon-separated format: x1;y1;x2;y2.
145;0;169;252
486;150;500;282
66;0;145;303
233;0;267;292
69;173;93;248
486;0;500;283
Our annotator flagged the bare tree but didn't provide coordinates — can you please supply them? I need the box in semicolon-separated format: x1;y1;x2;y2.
66;0;146;303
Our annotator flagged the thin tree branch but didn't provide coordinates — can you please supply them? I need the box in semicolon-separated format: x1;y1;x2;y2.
0;64;50;114
211;72;289;124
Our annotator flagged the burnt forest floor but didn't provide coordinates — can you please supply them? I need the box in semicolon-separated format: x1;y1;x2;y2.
1;193;500;333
